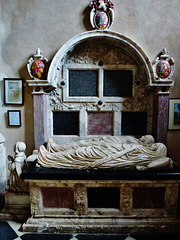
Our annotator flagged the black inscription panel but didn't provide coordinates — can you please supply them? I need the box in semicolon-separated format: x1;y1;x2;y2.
103;70;133;97
69;70;98;96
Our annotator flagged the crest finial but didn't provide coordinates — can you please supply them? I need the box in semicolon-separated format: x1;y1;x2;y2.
89;0;114;30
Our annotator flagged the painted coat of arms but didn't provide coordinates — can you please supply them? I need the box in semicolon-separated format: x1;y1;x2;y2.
89;0;114;30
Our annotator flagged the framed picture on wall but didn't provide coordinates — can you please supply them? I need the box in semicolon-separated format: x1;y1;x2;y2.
4;78;24;105
168;99;180;130
7;110;21;127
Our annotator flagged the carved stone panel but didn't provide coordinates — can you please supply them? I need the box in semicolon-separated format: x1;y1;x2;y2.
74;184;87;215
29;184;41;216
120;184;133;215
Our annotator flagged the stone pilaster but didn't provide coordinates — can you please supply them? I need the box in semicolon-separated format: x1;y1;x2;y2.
33;94;50;149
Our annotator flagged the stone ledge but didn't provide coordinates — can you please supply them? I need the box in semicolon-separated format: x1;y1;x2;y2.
21;163;180;181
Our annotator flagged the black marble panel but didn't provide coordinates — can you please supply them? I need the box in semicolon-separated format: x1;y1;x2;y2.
103;70;133;97
69;70;98;96
53;112;79;135
121;112;147;135
76;234;128;240
88;187;120;208
21;233;72;240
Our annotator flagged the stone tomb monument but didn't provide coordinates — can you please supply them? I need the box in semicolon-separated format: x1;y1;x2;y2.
22;31;180;233
22;135;180;233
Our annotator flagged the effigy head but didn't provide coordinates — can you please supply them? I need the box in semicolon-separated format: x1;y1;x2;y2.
139;135;155;145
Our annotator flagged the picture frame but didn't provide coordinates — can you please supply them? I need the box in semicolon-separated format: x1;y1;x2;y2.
168;99;180;130
4;78;24;105
7;110;21;127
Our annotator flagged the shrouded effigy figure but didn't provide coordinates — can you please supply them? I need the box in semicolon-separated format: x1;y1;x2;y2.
37;135;173;170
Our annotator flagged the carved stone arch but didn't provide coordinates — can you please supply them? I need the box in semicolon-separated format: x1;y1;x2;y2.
47;30;155;88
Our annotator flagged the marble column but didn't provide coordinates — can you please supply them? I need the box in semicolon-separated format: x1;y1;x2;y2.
0;133;6;192
153;93;170;144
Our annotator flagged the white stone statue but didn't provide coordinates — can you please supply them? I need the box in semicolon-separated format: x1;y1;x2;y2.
8;141;28;192
37;135;173;170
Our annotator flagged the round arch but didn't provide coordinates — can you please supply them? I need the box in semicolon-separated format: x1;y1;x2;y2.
47;30;154;87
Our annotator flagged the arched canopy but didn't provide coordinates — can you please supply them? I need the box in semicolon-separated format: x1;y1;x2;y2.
47;30;154;87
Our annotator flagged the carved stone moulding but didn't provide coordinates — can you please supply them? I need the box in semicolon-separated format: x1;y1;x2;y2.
47;31;155;89
26;80;51;95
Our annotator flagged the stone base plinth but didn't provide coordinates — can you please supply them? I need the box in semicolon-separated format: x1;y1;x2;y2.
21;166;180;234
0;192;30;222
23;216;180;234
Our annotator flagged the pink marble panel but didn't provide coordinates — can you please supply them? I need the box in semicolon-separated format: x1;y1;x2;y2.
42;187;74;208
153;94;169;144
87;112;113;135
133;187;165;209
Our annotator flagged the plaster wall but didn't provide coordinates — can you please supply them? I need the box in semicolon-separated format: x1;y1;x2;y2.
0;0;180;166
